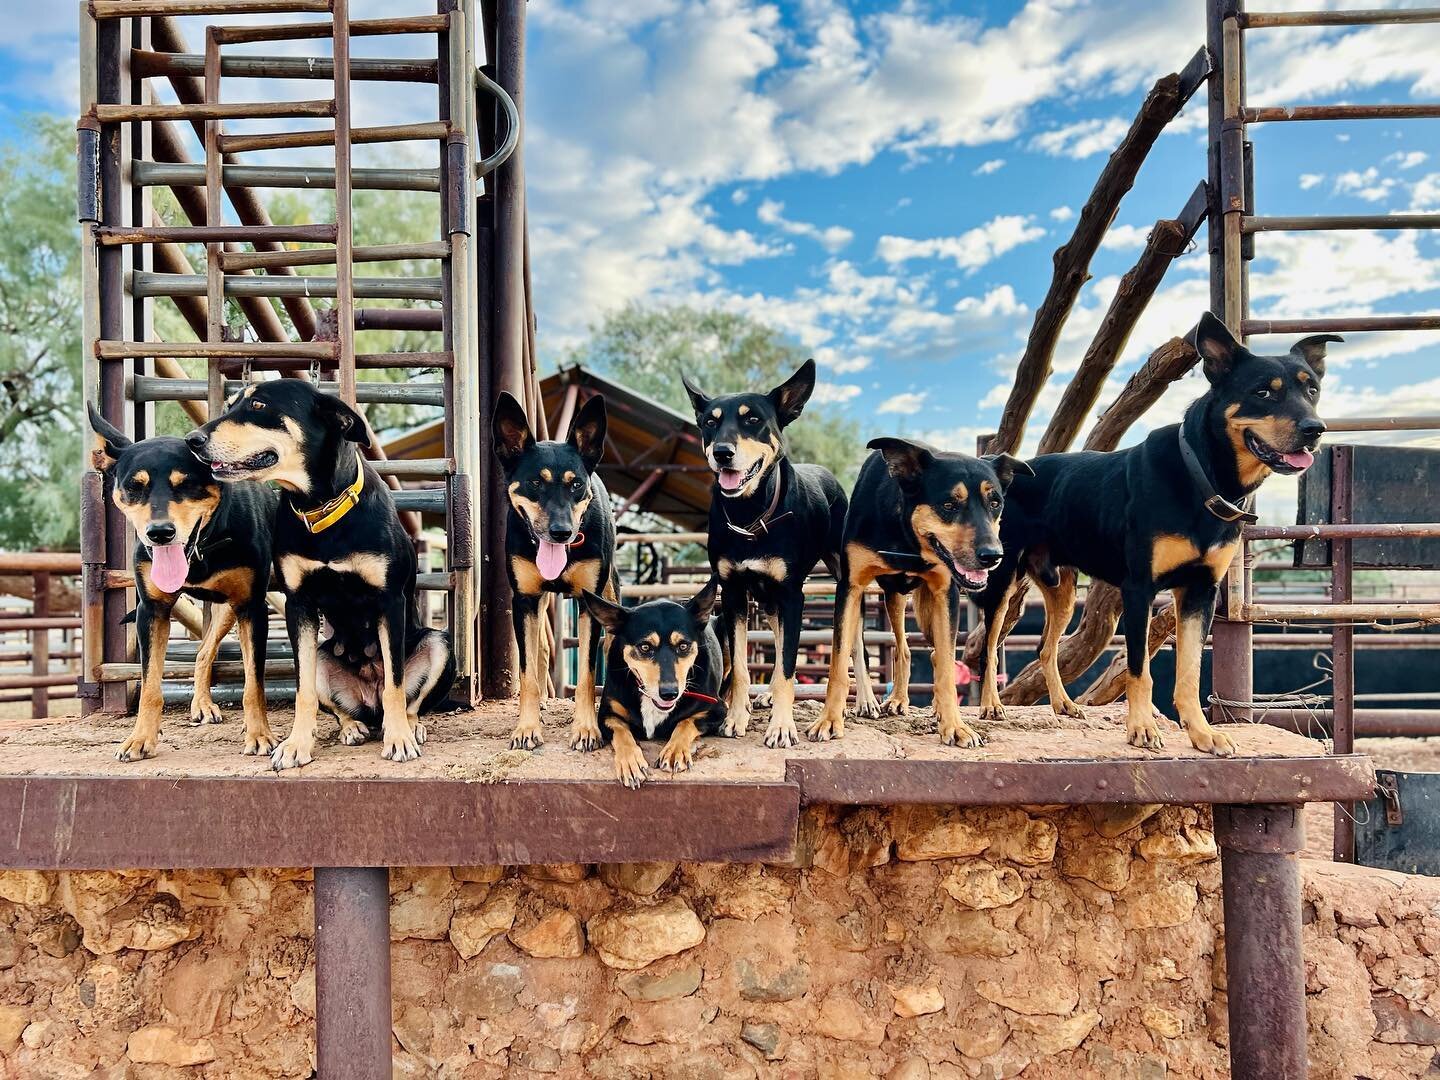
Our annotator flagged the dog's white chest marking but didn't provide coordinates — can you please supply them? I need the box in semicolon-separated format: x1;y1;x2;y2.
279;552;390;591
717;556;787;582
639;698;669;738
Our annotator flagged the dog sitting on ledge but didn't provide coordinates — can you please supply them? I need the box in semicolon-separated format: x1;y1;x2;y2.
974;312;1331;756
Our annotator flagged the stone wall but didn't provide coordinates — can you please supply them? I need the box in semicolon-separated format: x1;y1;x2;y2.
0;804;1436;1079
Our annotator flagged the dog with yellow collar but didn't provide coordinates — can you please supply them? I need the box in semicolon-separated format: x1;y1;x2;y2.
187;380;454;770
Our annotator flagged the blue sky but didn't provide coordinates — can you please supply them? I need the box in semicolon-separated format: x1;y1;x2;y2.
4;0;1439;488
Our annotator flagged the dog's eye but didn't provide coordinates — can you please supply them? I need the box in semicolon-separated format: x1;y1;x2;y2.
745;415;761;426
989;495;1002;511
250;399;266;411
675;641;691;656
1254;387;1273;399
636;642;653;657
571;479;585;491
528;478;541;489
704;417;718;428
1306;385;1319;399
943;500;957;513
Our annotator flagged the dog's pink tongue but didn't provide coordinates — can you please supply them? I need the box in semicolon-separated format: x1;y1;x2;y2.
1281;449;1315;470
149;543;189;594
536;539;568;581
718;468;743;492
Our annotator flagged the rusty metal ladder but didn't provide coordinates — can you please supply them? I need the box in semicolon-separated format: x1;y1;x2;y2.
78;0;489;714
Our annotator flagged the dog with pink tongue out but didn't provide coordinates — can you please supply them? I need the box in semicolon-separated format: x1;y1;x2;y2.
491;391;619;753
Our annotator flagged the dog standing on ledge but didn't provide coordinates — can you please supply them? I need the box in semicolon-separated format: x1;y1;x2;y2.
974;312;1331;755
491;391;618;752
683;359;879;748
188;381;454;769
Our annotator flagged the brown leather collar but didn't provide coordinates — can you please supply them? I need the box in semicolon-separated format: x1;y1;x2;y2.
1179;427;1257;525
721;466;793;539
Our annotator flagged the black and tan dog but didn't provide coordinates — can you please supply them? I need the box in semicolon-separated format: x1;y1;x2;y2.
682;359;877;748
187;380;454;769
812;438;1031;746
491;391;618;752
88;406;278;761
974;312;1331;755
581;579;725;787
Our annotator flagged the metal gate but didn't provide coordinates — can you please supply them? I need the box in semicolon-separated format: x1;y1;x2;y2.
76;0;532;713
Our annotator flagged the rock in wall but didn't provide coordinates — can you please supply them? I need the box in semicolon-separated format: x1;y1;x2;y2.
0;804;1435;1078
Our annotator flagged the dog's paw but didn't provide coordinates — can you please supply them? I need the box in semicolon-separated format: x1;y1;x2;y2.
1052;696;1086;721
939;718;985;748
243;728;277;757
116;731;159;762
411;720;428;746
720;709;751;739
754;691;774;709
569;720;603;752
978;703;1006;723
806;712;844;742
338;718;371;746
382;724;421;763
614;747;650;789
656;741;694;774
1126;713;1165;751
879;696;910;718
854;697;883;719
189;698;224;725
509;721;544;751
270;735;314;771
763;717;799;749
1186;722;1236;758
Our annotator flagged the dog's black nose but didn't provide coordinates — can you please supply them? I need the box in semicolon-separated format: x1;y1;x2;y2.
657;685;680;705
712;443;735;464
184;430;207;452
547;523;572;542
977;547;1003;569
147;522;176;545
1299;417;1327;440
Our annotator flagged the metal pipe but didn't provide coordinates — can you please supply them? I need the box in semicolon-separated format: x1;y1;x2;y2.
314;867;393;1080
355;307;443;331
216;351;451;373
132;50;437;84
214;13;448;44
90;0;331;15
131;375;444;408
1245;521;1440;540
1332;446;1355;862
96;99;335;123
1240;8;1440;27
1325;416;1440;433
130;272;444;301
1216;804;1309;1080
134;160;441;192
1245;315;1440;335
220;120;449;154
219;242;449;272
1245;103;1440;122
98;223;337;245
1257;709;1440;738
1243;214;1440;233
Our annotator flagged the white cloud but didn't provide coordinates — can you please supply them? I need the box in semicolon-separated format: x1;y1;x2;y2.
731;188;749;205
877;390;928;414
1299;173;1324;191
1388;151;1429;171
876;215;1046;271
1333;167;1396;204
1100;224;1151;251
1028;116;1130;160
1049;206;1075;222
973;158;1006;176
756;199;854;253
812;383;862;404
1413;173;1440;209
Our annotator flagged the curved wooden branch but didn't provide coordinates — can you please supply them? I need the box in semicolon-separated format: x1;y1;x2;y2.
1078;600;1178;707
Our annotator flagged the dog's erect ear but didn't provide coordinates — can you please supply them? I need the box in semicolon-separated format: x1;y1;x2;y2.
681;374;710;418
316;392;372;447
984;453;1035;491
685;576;719;624
88;404;131;472
491;392;535;469
768;358;816;428
1190;311;1244;385
1290;334;1340;379
581;589;627;632
566;394;607;473
868;437;933;487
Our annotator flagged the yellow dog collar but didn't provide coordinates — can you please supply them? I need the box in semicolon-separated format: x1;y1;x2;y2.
293;469;365;534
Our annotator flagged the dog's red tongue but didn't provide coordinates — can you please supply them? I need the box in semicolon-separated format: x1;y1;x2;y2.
1281;449;1314;471
535;539;568;581
149;543;189;594
717;467;744;492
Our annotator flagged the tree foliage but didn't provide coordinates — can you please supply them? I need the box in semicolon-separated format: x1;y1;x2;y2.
566;304;867;486
0;117;82;550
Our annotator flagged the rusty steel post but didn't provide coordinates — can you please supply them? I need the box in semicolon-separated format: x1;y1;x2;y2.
1331;445;1355;862
314;867;391;1079
31;572;50;720
1215;803;1307;1080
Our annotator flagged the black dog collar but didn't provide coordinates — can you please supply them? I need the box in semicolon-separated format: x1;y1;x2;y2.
722;466;794;539
1178;428;1258;525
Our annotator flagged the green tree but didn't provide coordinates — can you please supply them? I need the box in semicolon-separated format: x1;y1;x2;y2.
0;117;82;550
566;304;866;486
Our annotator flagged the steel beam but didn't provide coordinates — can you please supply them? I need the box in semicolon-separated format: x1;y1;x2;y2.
314;868;392;1080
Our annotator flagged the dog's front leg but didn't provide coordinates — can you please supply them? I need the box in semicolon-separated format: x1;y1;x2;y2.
606;713;649;788
236;598;275;755
978;579;1015;722
1036;569;1085;719
508;594;545;749
568;604;602;750
117;595;173;762
878;590;911;716
1121;583;1163;750
720;585;752;737
377;605;421;762
657;716;701;773
272;599;320;770
925;584;982;748
188;605;235;725
763;593;803;748
1173;586;1235;756
809;576;860;741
